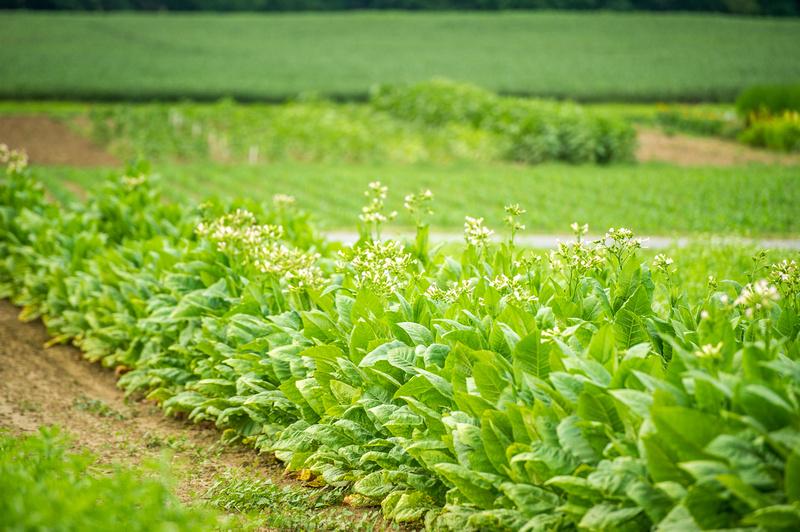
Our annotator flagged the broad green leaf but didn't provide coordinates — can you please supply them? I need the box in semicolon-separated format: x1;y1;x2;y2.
579;503;643;531
787;452;800;502
613;309;650;349
472;360;507;404
742;505;800;529
557;415;598;464
395;321;434;346
650;406;723;460
577;389;624;434
433;463;498;508
514;330;549;379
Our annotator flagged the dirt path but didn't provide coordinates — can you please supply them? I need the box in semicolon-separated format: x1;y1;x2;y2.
0;299;283;502
0;115;119;167
636;127;800;166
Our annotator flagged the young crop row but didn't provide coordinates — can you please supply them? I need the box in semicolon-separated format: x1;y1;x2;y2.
1;152;799;530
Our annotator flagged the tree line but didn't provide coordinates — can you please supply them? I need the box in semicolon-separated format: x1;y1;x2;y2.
3;0;799;16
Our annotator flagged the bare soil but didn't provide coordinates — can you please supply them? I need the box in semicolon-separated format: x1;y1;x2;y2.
0;115;119;167
636;127;800;166
0;299;282;502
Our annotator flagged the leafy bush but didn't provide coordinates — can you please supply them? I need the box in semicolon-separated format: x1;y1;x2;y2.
371;79;636;164
2;152;799;530
0;427;220;531
739;111;800;153
736;85;800;122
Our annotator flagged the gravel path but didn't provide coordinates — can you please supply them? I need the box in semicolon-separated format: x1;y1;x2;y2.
325;231;800;250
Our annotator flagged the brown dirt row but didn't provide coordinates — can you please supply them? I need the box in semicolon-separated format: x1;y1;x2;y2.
0;115;119;167
636;127;800;167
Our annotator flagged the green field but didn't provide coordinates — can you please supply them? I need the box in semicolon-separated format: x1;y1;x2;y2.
36;161;800;237
2;11;799;101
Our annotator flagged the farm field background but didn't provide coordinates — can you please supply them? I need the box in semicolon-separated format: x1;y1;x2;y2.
35;161;800;237
1;11;799;101
2;97;796;238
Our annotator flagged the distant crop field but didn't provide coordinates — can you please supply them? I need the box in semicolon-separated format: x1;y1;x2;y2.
1;11;799;101
35;161;800;237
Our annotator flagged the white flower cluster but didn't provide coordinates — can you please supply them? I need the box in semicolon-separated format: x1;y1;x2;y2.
488;274;538;306
343;240;413;296
541;324;563;342
570;222;589;238
253;243;325;292
513;253;543;271
197;209;325;291
503;204;526;234
121;174;147;190
602;227;645;256
360;181;397;224
195;209;283;253
652;253;675;274
771;259;799;297
549;240;605;275
403;189;434;217
0;144;28;174
696;342;723;360
734;279;780;318
272;194;297;209
464;216;494;247
425;279;475;304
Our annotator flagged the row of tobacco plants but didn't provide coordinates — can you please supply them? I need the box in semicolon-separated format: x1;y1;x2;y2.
1;149;799;531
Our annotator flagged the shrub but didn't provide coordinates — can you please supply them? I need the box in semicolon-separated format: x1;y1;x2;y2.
736;84;800;122
739;111;800;152
371;79;636;164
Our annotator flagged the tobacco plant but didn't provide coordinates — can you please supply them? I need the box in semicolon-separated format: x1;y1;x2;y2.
1;152;798;531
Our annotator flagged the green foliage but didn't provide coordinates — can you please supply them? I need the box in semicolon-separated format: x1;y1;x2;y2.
204;471;384;530
733;85;800;153
0;427;221;531
739;111;800;153
372;79;636;164
33;159;800;236
72;394;127;419
2;12;799;101
85;84;632;166
3;157;800;530
736;85;800;120
88;99;502;165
